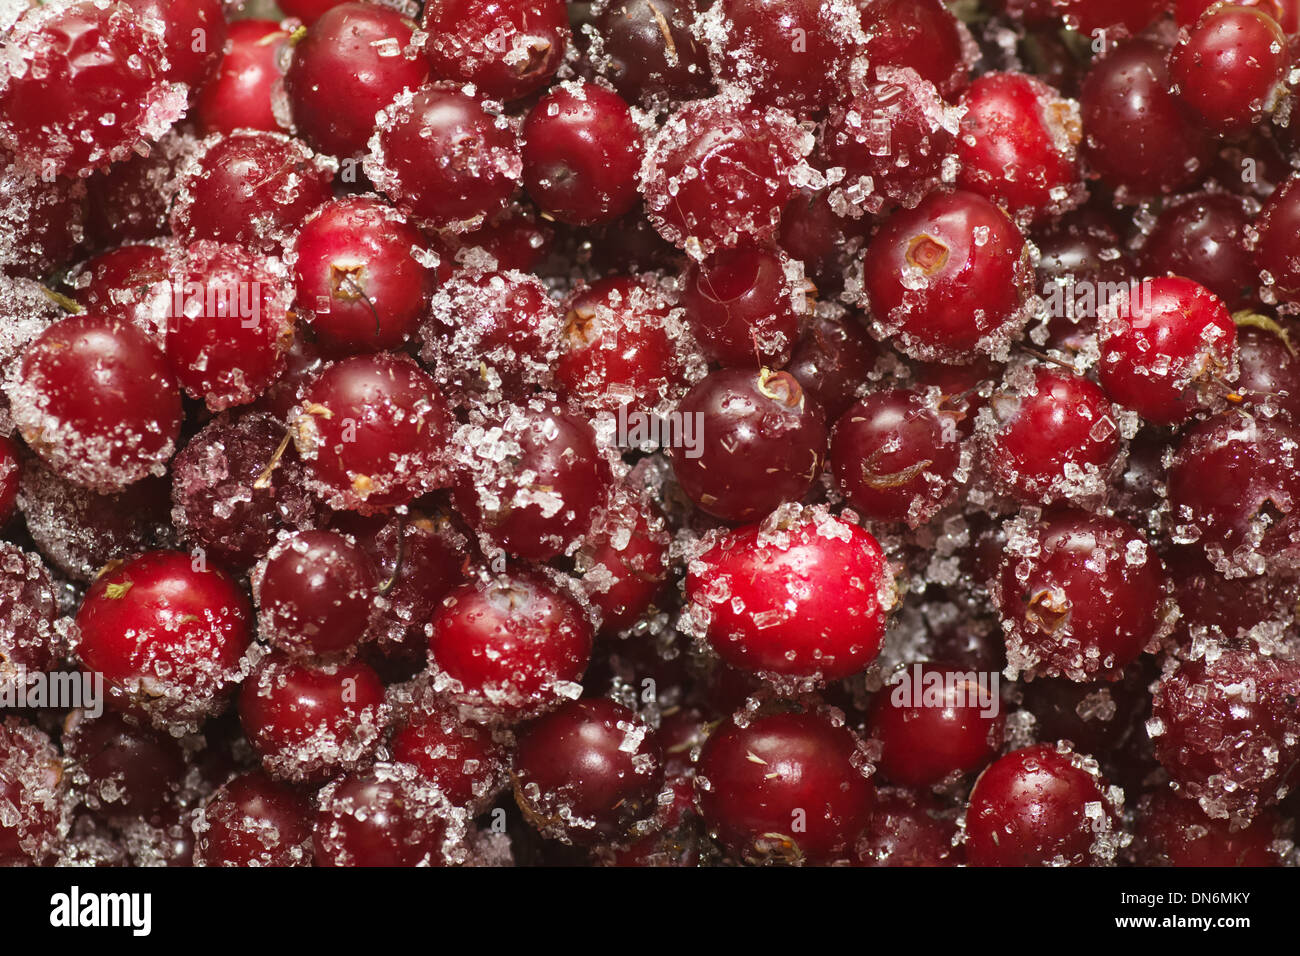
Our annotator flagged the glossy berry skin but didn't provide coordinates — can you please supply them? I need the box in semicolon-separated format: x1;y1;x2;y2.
421;0;570;102
856;0;971;97
854;788;961;867
1236;325;1300;419
1254;173;1300;304
1079;40;1211;201
391;708;507;812
194;771;313;867
71;244;170;329
955;72;1083;225
166;242;295;411
239;652;387;783
995;510;1165;681
554;278;684;416
697;710;874;864
861;189;1031;363
453;403;611;560
0;719;65;865
1055;0;1170;34
831;389;962;527
62;710;185;822
0;1;181;177
74;551;253;731
590;0;713;104
1140;192;1254;309
292;196;437;354
7;314;182;493
786;313;880;420
124;0;226;91
1150;652;1300;824
365;85;522;233
671;368;827;524
280;0;350;22
513;698;664;845
286;4;429;158
1170;6;1289;134
1;148;89;277
639;98;809;256
171;132;335;254
867;662;1004;787
966;744;1119;867
292;353;454;512
679;246;803;368
1133;789;1286;867
0;543;58;678
428;568;594;722
313;762;457;867
684;511;893;681
574;499;671;635
254;531;378;662
170;410;318;570
195;20;293;135
981;367;1120;505
1098;276;1236;426
522;83;642;226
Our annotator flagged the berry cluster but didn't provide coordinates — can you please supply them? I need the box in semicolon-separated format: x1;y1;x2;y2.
0;0;1298;868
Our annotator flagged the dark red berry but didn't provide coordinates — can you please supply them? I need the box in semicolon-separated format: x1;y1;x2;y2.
1170;4;1289;134
679;245;804;368
194;770;313;867
421;0;570;102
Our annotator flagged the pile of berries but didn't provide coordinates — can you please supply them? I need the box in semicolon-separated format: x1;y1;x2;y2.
1;0;1299;868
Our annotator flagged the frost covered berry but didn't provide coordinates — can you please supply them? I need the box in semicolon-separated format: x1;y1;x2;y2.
193;770;314;867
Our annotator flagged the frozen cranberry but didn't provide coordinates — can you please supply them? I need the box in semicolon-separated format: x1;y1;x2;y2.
0;150;88;278
313;762;460;867
254;530;378;662
292;196;437;355
391;706;507;812
697;709;874;864
513;698;664;845
62;710;186;821
75;550;252;730
1177;0;1296;31
708;0;853;113
868;662;1004;787
291;352;454;512
1254;172;1300;304
1098;276;1236;426
1140;192;1254;309
239;652;387;783
955;72;1084;225
1055;0;1169;34
574;497;671;635
679;246;803;368
453;401;611;560
1033;210;1130;353
853;788;961;867
994;510;1166;681
195;19;293;135
785;312;881;420
1171;5;1289;134
194;770;313;867
71;244;170;331
124;0;226;91
6;313;182;492
966;744;1122;867
0;436;20;525
1132;789;1287;867
1079;40;1212;202
171;132;335;254
0;1;182;177
1166;545;1300;649
821;65;956;217
1150;651;1300;823
286;4;429;158
428;567;594;722
82;132;190;249
366;84;521;232
449;204;553;273
555;277;685;415
589;0;713;104
0;543;59;678
166;241;295;411
1236;323;1300;419
522;82;642;226
861;189;1032;363
855;0;971;96
831;388;963;527
420;270;561;401
0;718;65;865
639;97;810;256
421;0;569;102
684;509;893;681
671;368;827;524
980;366;1120;505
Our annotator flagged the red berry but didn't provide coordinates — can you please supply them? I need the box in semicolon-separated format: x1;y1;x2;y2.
785;311;882;420
574;495;671;634
679;246;804;368
195;19;293;136
855;0;973;97
0;543;60;680
853;787;962;866
420;0;570;102
0;436;20;525
589;0;713;104
62;710;186;821
1254;172;1300;304
193;770;313;867
1132;788;1288;867
1140;191;1254;309
1170;4;1289;134
124;0;227;91
391;706;508;812
0;718;65;865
